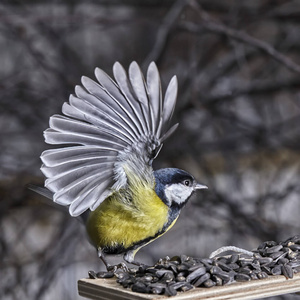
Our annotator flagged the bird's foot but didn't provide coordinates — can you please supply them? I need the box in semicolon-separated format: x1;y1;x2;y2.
107;262;130;274
88;263;130;279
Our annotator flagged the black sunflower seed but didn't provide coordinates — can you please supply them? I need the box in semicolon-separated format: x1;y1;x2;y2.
212;275;223;286
193;273;211;287
265;245;283;253
282;264;293;279
217;262;232;272
181;283;194;292
186;266;207;282
229;254;239;264
258;257;273;265
235;273;251;282
271;265;282;276
96;271;114;278
165;284;177;296
88;270;97;279
257;271;268;279
132;281;149;293
101;235;300;295
203;279;216;288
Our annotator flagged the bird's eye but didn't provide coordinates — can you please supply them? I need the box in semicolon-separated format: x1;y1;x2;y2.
183;179;191;187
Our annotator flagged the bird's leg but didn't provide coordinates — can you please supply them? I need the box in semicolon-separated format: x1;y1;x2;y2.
97;247;129;273
123;250;145;267
97;247;112;270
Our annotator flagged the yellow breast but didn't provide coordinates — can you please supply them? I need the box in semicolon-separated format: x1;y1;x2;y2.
86;182;169;251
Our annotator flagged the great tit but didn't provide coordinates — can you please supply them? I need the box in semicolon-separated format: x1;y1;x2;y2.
38;61;207;269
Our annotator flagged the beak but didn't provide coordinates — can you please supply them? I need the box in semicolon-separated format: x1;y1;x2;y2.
194;183;208;190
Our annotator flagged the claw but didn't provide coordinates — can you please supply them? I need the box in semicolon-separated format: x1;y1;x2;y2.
107;262;129;273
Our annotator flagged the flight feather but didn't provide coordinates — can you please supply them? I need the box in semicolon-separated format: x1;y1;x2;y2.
41;61;178;216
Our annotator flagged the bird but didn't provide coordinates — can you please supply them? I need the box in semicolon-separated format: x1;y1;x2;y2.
37;61;207;270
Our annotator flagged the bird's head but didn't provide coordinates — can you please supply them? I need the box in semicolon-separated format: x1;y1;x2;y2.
154;168;207;208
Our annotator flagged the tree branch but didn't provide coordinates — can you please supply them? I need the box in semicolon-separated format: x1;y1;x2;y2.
185;1;300;74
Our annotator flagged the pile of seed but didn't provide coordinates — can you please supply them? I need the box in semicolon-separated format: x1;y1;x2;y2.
89;235;300;296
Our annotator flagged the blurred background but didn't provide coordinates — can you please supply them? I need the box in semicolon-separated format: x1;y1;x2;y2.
1;0;300;299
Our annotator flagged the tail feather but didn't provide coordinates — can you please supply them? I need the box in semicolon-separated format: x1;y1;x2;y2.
27;184;89;223
27;184;54;199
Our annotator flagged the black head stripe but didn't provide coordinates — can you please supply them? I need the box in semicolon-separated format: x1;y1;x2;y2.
154;168;195;206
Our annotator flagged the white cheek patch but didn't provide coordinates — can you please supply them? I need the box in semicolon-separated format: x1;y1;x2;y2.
165;183;193;205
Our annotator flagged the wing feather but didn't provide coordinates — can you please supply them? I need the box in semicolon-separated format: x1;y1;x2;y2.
45;162;114;190
113;62;148;134
161;75;178;131
49;115;130;148
66;99;132;142
94;67;143;137
41;146;117;167
41;158;115;178
70;178;113;216
70;92;137;141
147;62;162;134
40;62;178;216
45;129;124;149
53;169;113;205
129;62;152;132
81;76;140;139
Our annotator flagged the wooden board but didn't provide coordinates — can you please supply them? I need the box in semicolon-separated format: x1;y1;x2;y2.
78;272;300;300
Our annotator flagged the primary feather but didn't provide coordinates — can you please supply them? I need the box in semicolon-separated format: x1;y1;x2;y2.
41;61;178;216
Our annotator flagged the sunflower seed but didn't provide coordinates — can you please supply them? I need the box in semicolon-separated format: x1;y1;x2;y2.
212;275;223;286
88;270;97;279
261;265;271;274
257;271;268;279
250;273;258;280
188;263;205;272
168;264;178;274
151;287;163;294
265;245;283;253
271;265;282;276
96;271;114;278
239;259;253;267
269;251;284;260
176;275;186;282
165;284;177;296
282;264;293;279
217;262;232;272
258;257;273;265
99;235;300;295
235;273;251;282
288;261;300;268
170;282;187;290
238;267;252;275
229;254;239;263
186;266;206;282
181;283;194;292
227;263;239;270
142;275;153;282
278;257;289;265
203;279;216;288
156;269;173;278
132;281;149;293
149;282;166;289
193;273;211;287
177;263;190;272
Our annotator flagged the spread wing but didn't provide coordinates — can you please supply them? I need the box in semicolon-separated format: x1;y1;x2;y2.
41;61;178;216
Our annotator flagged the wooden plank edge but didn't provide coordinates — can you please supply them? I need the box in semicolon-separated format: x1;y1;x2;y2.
78;277;162;300
78;272;300;300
